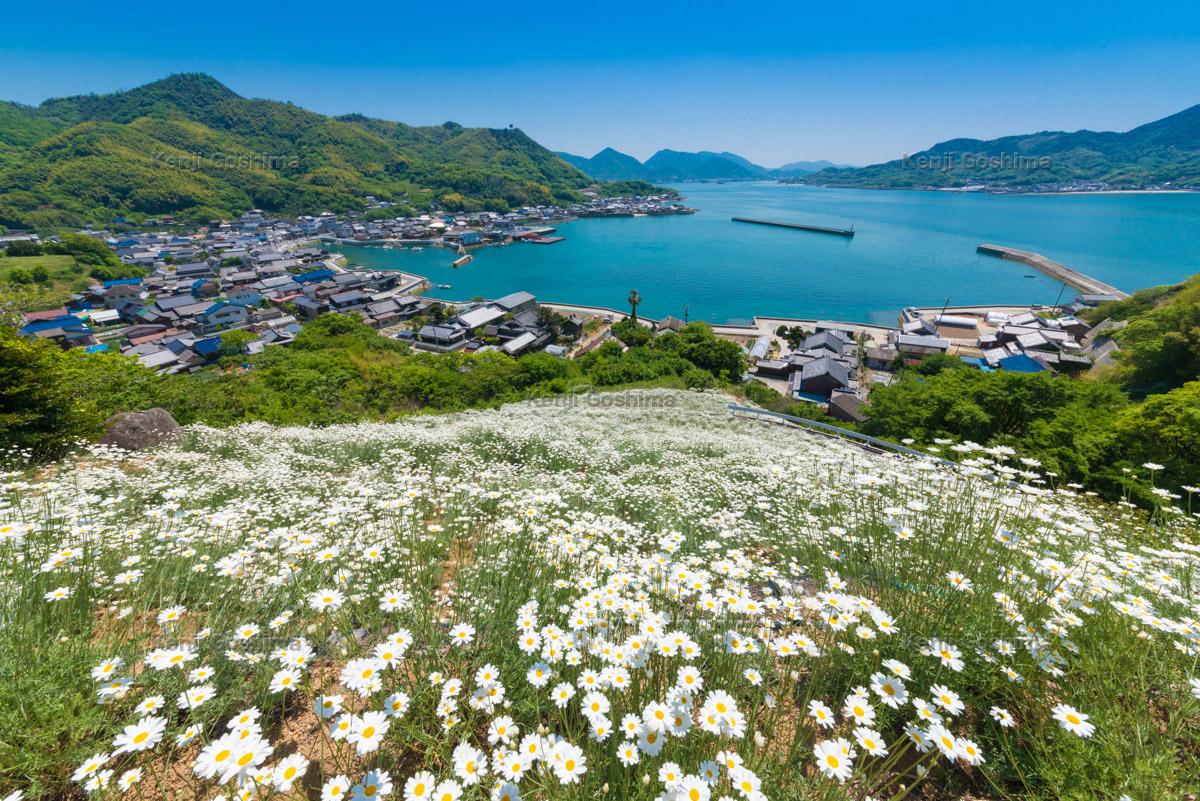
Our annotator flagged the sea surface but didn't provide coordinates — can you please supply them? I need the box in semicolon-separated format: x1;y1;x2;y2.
332;182;1200;325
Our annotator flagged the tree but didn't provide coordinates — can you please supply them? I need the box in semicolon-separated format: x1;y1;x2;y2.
611;318;651;347
627;289;641;323
673;323;745;380
0;327;94;460
30;266;50;284
4;241;41;257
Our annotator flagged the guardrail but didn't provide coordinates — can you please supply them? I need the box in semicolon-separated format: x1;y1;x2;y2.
727;403;962;469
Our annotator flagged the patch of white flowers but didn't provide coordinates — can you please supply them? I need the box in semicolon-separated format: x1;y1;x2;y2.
2;390;1197;801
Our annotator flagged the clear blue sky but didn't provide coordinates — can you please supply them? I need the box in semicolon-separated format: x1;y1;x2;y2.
2;0;1198;167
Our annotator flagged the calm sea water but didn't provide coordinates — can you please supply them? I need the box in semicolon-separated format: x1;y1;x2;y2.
333;183;1200;325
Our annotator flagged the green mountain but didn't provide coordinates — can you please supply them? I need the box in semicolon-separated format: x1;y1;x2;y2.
0;74;650;230
556;147;652;181
642;149;759;180
799;104;1200;190
776;159;841;174
558;147;848;181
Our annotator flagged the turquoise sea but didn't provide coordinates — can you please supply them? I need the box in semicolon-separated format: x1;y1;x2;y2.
333;183;1200;325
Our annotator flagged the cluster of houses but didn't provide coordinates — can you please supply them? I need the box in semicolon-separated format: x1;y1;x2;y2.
406;291;581;357
319;195;689;245
742;291;1126;424
894;297;1116;374
12;206;591;371
753;329;861;395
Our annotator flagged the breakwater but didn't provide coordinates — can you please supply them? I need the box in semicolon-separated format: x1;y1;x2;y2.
976;244;1129;298
731;217;855;237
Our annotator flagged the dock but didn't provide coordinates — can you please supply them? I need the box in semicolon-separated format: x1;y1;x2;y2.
976;244;1129;299
732;217;855;237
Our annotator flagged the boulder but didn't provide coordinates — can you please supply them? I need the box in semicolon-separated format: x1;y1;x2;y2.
101;408;183;451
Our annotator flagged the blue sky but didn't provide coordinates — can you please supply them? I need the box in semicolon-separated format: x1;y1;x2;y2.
2;0;1198;166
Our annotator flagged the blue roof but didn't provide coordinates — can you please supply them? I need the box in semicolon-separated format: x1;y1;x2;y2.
201;301;233;317
84;343;111;353
103;277;143;287
18;315;90;334
193;337;222;356
998;353;1047;373
295;268;336;283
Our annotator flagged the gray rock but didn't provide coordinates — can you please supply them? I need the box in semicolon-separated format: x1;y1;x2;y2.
101;408;182;451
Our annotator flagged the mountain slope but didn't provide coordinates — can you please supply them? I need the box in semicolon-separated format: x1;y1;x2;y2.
799;104;1200;190
559;147;850;181
0;74;636;230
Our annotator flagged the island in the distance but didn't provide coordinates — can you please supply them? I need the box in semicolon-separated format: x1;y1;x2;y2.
791;103;1200;192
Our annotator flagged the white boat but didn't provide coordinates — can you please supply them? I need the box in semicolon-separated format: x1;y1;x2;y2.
437;283;452;289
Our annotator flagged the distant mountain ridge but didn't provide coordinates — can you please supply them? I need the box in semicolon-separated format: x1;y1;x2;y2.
557;148;847;182
797;104;1200;190
0;73;658;230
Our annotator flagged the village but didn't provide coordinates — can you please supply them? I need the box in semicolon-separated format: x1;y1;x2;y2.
8;202;1123;421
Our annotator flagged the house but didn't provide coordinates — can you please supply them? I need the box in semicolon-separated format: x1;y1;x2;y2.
801;330;854;355
174;262;214;279
227;289;263;307
794;356;851;398
828;393;867;425
329;290;368;311
291;297;327;320
998;353;1048;373
656;316;685;334
454;305;507;331
154;294;202;315
753;358;794;378
895;333;950;356
198;302;249;332
295;268;337;284
501;331;539;355
17;314;96;348
103;282;143;307
494;291;537;315
864;346;898;371
414;324;469;352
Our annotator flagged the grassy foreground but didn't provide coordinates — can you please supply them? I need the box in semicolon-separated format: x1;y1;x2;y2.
0;390;1196;801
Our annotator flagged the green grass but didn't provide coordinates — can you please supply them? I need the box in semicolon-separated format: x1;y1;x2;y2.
0;255;88;312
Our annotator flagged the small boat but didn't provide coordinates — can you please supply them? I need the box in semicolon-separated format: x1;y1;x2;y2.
411;246;424;252
436;283;452;290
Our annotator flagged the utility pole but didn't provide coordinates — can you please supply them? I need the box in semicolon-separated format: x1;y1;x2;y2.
1052;281;1068;310
684;304;689;324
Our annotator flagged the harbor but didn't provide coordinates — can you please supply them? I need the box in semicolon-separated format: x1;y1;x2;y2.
731;216;856;237
327;183;1200;324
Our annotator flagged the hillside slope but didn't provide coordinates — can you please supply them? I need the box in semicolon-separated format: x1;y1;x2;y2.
0;74;614;229
800;103;1200;189
557;148;848;181
3;390;1197;800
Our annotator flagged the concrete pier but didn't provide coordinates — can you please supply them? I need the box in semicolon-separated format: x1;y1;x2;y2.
732;217;855;237
977;244;1129;299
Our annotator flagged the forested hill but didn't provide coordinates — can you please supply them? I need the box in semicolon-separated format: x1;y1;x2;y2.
797;104;1200;190
0;74;651;230
557;147;846;181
